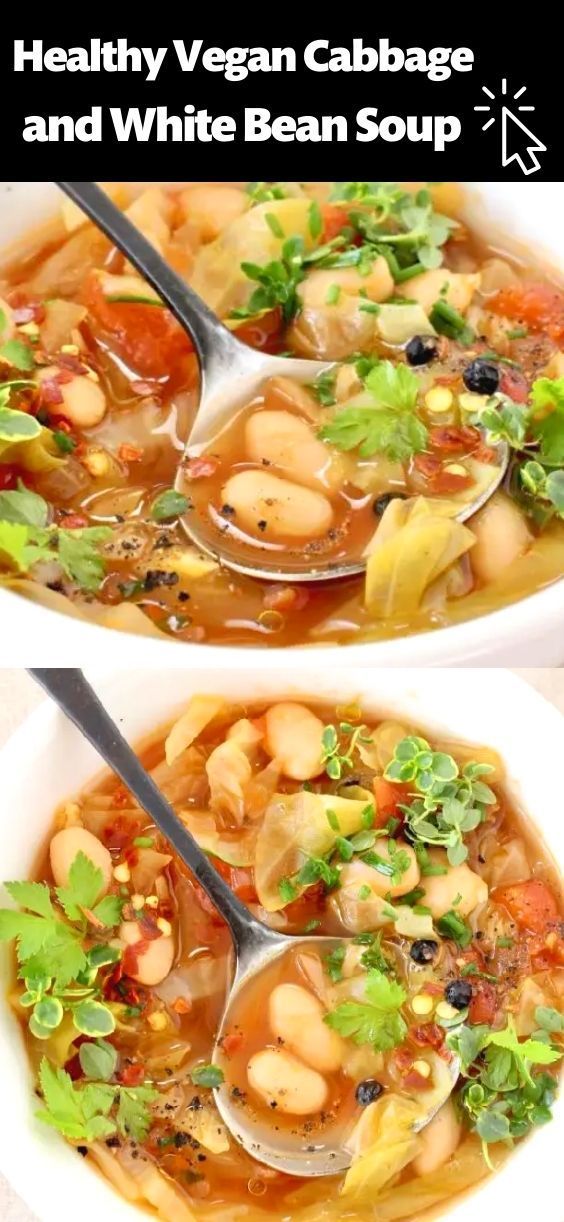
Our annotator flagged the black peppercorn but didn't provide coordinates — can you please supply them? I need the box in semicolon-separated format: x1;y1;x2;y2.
405;335;438;366
355;1078;384;1107
410;939;439;965
373;492;408;517
462;358;500;395
444;978;473;1010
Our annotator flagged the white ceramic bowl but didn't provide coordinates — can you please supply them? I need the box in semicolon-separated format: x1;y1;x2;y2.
0;667;562;1222
2;183;564;666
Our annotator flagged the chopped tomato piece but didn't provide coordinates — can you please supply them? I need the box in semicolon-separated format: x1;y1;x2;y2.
468;980;498;1025
320;203;351;243
496;878;560;934
490;283;564;346
373;777;411;827
82;272;192;379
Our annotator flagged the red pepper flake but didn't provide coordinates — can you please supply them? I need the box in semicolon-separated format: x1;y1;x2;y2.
182;455;220;480
391;1047;414;1076
429;425;482;454
11;300;46;325
54;368;76;385
172;997;192;1016
118;443;144;463
0;464;20;491
39;378;64;407
221;1031;244;1056
119;1062;146;1087
410;1022;445;1049
263;585;310;613
57;354;89;376
57;512;88;530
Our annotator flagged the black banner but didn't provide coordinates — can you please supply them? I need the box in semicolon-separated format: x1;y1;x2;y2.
0;23;561;179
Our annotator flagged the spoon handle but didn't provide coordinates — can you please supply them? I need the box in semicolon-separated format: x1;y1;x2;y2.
55;181;245;377
27;669;271;957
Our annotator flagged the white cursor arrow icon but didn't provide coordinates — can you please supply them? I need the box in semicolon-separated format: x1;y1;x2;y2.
501;106;546;175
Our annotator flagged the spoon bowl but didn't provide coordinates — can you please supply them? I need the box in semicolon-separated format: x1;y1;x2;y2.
55;183;509;584
28;669;460;1177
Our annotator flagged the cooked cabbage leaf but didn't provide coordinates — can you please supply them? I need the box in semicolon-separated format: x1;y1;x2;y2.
364;497;475;619
190;198;316;318
342;1093;422;1201
255;791;374;911
165;695;227;765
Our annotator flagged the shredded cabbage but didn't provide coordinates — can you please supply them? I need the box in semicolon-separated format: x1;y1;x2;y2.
255;791;374;911
165;695;227;765
364;497;475;619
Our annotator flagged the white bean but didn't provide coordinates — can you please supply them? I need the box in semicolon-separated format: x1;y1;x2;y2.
269;983;344;1073
37;366;107;428
413;1099;461;1176
49;827;112;895
331;860;395;933
245;410;337;490
221;470;333;540
300;260;393;309
247;1048;328;1115
469;492;532;584
357;838;420;899
399;269;480;315
119;921;175;986
420;855;488;919
264;702;324;780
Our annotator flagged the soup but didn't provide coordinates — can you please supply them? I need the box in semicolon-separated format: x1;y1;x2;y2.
1;694;563;1221
0;181;564;645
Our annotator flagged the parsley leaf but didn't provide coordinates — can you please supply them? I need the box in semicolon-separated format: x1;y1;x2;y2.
530;376;564;464
55;852;105;921
318;360;427;463
57;527;111;592
324;943;346;982
151;489;191;522
116;1085;160;1140
37;1058;158;1143
325;968;407;1051
0;338;35;371
37;1059;116;1142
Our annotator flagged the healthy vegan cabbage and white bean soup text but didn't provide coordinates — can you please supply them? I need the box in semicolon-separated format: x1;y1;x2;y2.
2;181;564;643
1;696;563;1220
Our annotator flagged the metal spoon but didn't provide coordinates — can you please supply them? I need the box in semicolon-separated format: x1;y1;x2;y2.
55;182;508;583
29;668;459;1176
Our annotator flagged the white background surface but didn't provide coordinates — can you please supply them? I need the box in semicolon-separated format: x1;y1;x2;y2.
0;666;562;1222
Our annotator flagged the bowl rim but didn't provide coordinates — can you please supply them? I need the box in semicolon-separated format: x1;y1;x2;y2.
0;667;563;1222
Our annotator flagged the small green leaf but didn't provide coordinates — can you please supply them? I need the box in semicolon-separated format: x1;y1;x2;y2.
151;489;192;522
73;1000;116;1037
79;1039;118;1081
0;339;35;371
190;1064;224;1088
33;997;63;1030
